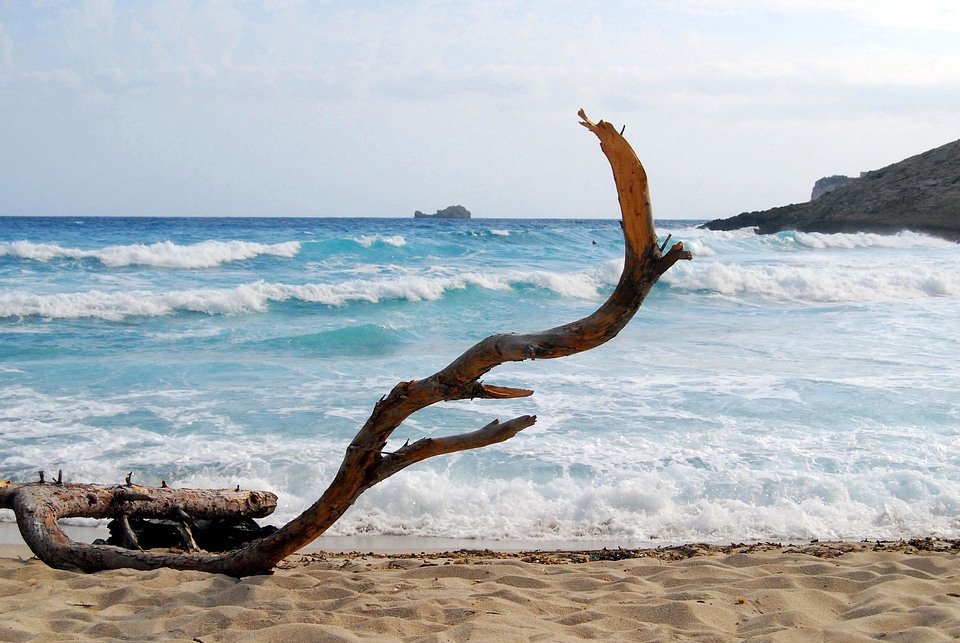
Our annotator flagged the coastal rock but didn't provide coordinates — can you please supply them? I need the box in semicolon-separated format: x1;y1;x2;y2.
414;205;472;219
703;138;960;241
810;175;852;201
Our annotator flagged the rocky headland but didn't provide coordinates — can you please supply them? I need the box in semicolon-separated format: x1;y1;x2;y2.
703;138;960;241
414;205;471;219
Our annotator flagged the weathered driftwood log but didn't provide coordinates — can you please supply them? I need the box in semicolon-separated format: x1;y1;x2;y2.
0;110;691;576
0;479;277;572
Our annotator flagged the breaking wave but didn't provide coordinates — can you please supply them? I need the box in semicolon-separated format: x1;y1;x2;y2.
0;239;301;268
353;235;406;248
658;228;960;303
661;260;960;302
0;262;623;320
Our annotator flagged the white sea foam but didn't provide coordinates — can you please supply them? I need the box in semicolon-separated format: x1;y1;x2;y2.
678;226;960;248
0;386;131;438
0;286;271;320
354;234;406;248
517;269;607;299
5;354;960;541
661;257;960;302
0;239;300;268
318;464;960;543
791;230;957;250
682;227;958;257
0;265;619;320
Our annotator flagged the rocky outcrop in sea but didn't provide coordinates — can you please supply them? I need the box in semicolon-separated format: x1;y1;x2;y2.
703;138;960;241
414;205;471;219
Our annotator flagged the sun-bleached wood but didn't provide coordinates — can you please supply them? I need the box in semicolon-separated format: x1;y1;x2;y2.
0;111;692;576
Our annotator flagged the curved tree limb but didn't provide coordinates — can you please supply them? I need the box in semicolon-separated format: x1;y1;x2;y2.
0;111;692;576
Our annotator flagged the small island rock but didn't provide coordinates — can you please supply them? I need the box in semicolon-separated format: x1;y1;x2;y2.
414;205;472;219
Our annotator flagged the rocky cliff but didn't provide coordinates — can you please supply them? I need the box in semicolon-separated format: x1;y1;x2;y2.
810;175;853;201
703;138;960;241
414;205;472;219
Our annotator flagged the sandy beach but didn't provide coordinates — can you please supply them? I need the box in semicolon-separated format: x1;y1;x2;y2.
3;539;960;641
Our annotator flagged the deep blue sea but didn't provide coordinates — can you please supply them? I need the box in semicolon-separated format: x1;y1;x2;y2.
2;216;960;545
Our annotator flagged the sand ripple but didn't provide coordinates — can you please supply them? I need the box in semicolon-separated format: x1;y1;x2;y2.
3;542;960;641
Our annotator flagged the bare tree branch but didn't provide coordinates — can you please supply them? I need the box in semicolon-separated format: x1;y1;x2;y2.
0;111;692;576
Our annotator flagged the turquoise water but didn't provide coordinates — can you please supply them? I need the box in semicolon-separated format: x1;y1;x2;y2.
2;217;959;544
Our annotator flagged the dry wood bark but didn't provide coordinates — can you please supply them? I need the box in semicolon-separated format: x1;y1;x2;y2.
0;111;692;576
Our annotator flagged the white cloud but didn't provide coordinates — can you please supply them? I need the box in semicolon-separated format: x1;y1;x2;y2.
6;2;958;100
663;0;960;31
0;1;958;219
822;0;960;32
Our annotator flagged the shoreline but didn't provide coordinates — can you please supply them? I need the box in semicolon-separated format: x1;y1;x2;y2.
0;520;718;555
5;520;958;558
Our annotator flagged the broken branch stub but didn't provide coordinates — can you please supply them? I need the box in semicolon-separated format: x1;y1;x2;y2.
0;111;692;576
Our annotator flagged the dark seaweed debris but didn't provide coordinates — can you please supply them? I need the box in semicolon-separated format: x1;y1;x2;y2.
283;538;960;571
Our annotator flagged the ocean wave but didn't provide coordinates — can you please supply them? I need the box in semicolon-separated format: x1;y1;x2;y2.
790;230;958;250
323;468;960;543
684;227;958;257
6;453;957;542
7;256;956;320
0;239;300;268
0;287;265;321
5;352;960;541
661;259;960;302
0;264;622;320
353;234;406;248
249;324;405;358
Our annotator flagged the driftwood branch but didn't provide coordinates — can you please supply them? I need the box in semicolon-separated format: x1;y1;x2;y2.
0;110;691;576
0;480;277;573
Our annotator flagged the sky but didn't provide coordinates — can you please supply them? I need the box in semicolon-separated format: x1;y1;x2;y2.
1;1;959;220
